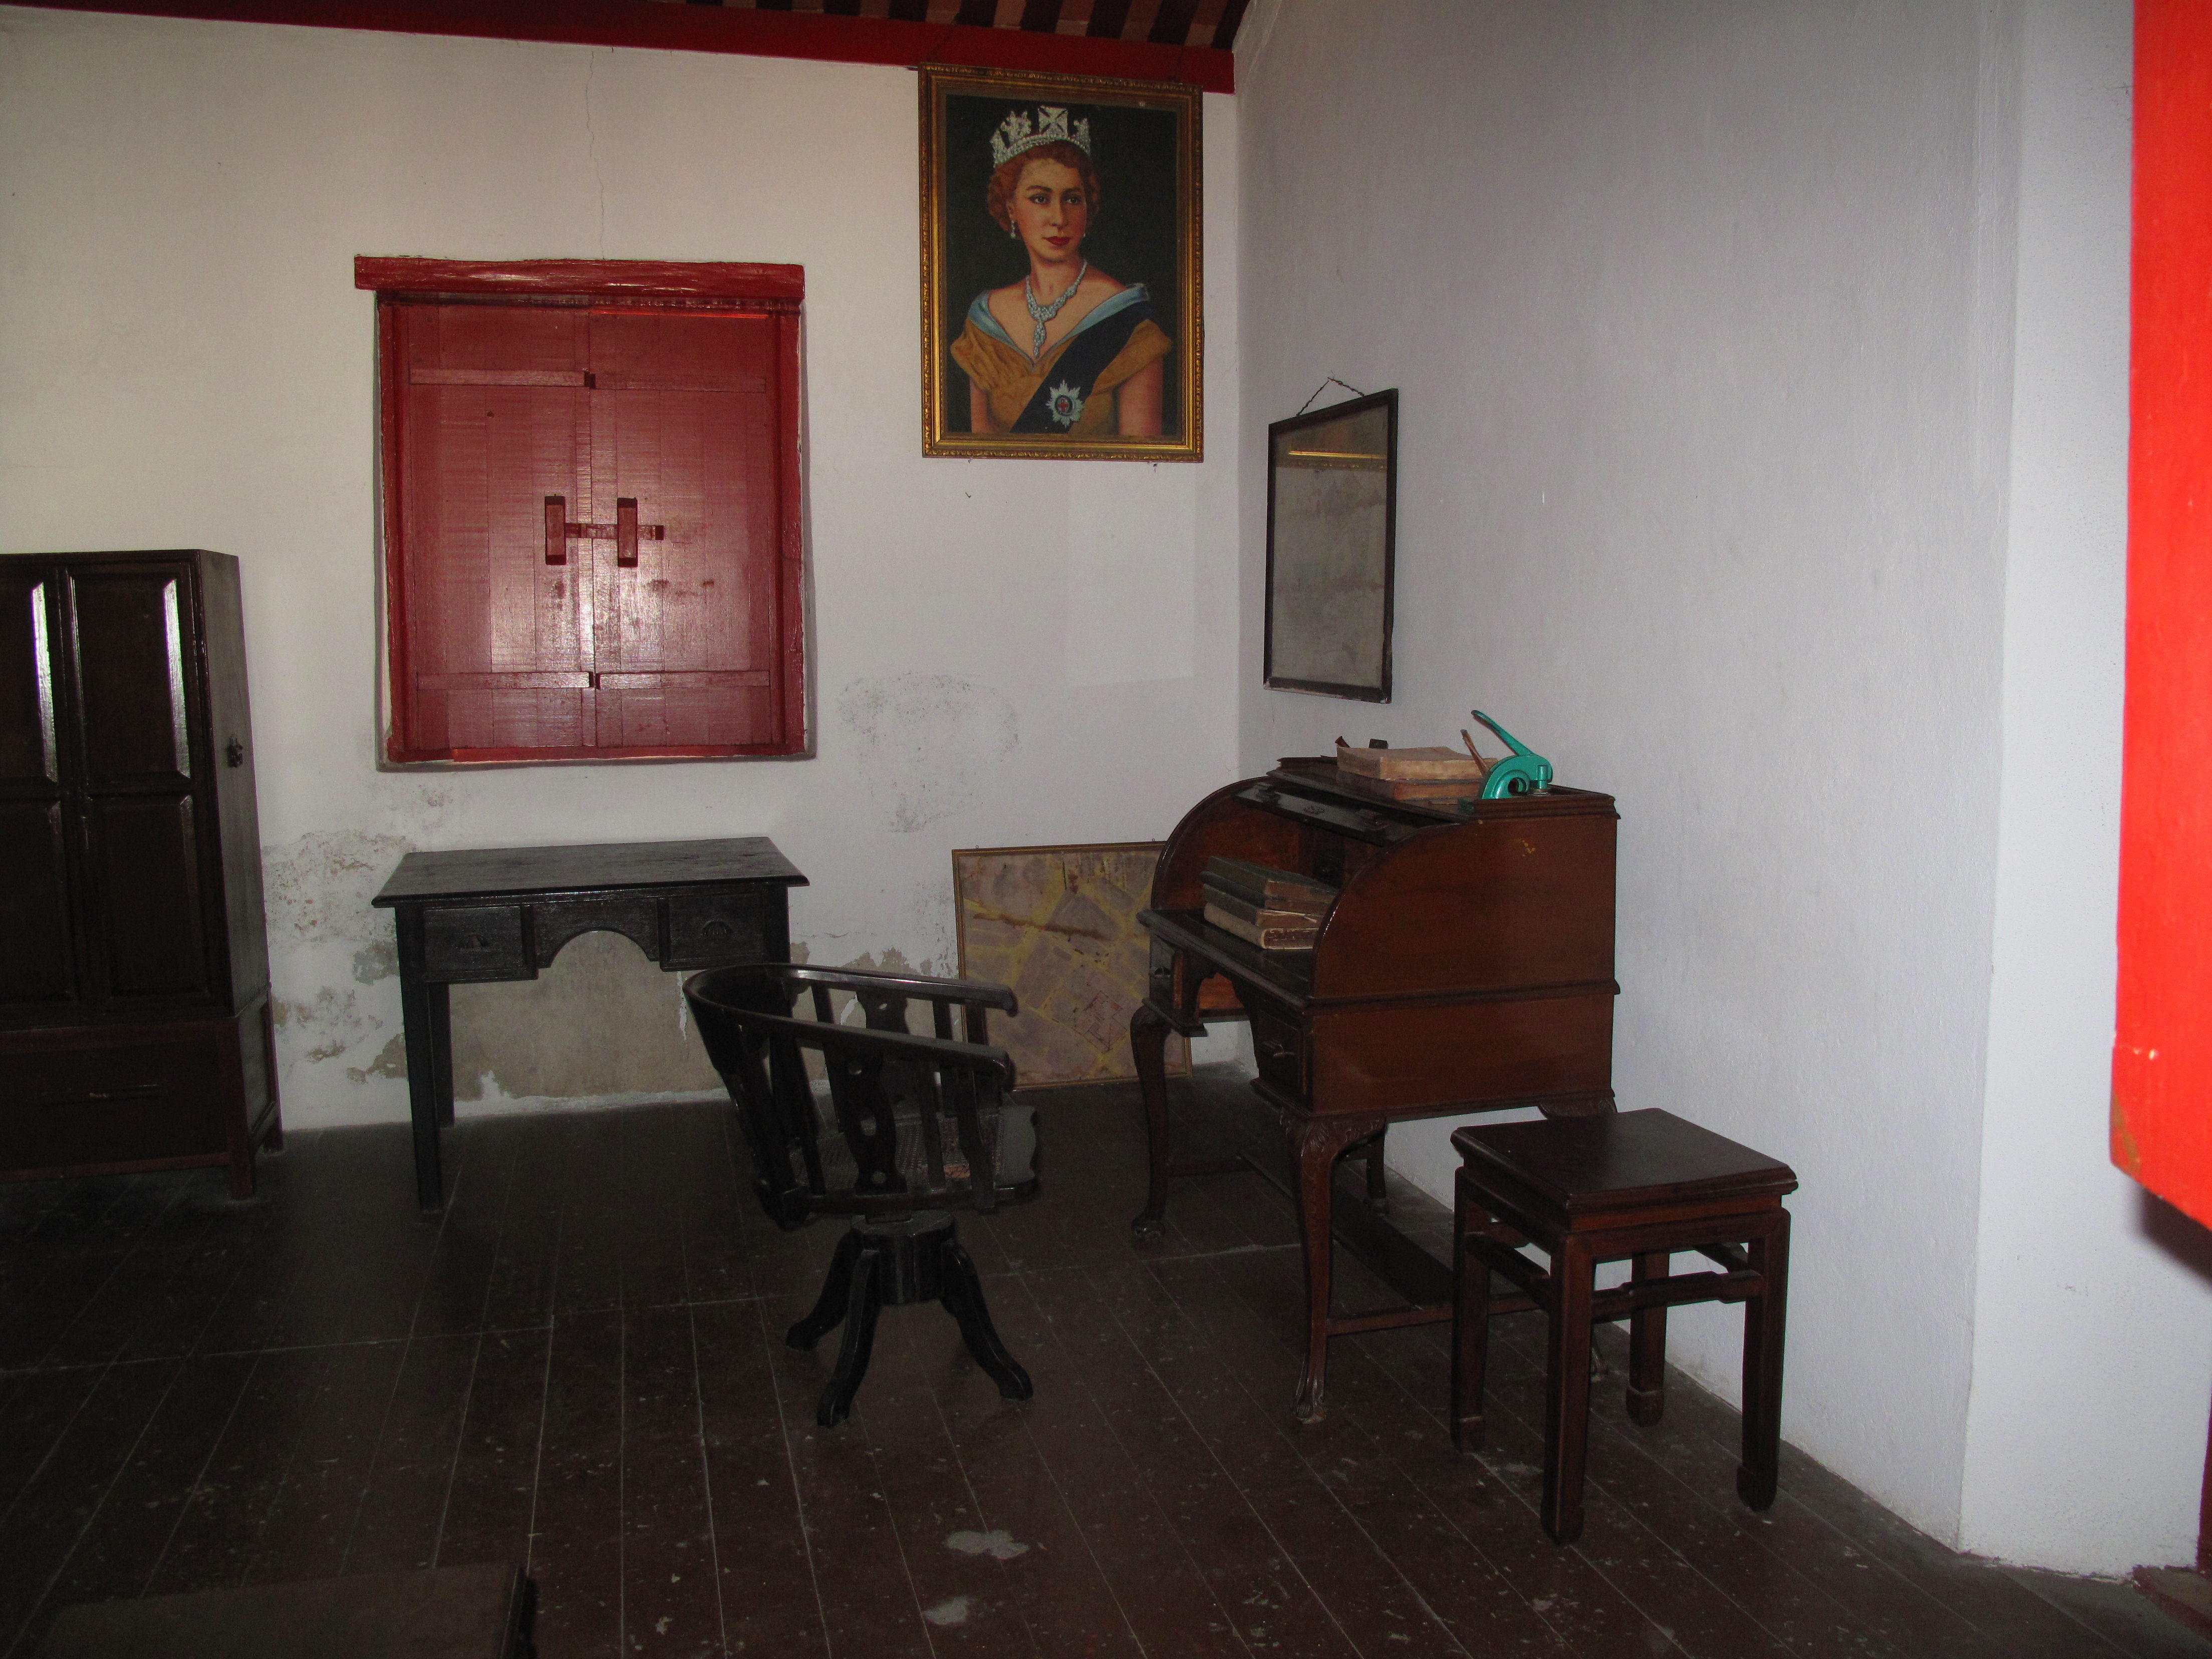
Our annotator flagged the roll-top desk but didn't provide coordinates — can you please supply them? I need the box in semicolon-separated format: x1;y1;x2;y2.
1131;759;1617;1419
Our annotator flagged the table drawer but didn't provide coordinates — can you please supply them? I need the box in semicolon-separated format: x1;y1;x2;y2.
421;905;528;982
666;892;773;967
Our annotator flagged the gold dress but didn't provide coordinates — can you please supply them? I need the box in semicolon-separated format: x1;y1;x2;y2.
951;285;1171;437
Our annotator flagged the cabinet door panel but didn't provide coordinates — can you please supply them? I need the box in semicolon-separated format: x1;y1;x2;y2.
68;571;192;786
0;802;75;1006
0;572;58;785
89;795;207;999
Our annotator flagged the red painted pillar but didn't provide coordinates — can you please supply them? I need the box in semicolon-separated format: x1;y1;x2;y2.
2114;0;2212;1229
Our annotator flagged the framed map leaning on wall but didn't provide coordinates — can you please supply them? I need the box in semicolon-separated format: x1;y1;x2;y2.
952;843;1190;1087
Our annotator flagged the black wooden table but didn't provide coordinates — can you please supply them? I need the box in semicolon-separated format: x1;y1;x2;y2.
371;837;807;1210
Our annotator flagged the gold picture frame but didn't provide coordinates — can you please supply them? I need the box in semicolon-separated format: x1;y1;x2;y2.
920;66;1202;462
952;842;1191;1088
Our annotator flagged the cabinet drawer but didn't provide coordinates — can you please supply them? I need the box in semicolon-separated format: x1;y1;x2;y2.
1250;1009;1307;1096
665;892;771;967
422;905;528;982
0;1036;225;1170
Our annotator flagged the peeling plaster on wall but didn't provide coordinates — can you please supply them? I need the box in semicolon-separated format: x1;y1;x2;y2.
272;984;373;1062
352;939;398;984
261;828;418;1117
840;946;944;978
263;829;414;950
450;929;718;1102
346;1033;407;1083
835;674;1018;834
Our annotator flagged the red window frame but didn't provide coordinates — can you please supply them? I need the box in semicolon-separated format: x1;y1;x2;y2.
356;257;807;765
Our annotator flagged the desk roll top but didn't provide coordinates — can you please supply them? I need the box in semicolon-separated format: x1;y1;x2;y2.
1145;761;1618;1122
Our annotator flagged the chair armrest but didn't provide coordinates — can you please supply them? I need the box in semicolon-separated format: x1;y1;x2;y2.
783;963;1018;1013
695;962;1018;1015
697;1002;1018;1090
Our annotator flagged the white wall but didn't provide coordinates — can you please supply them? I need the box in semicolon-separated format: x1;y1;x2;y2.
0;7;1243;1123
1237;0;2014;1544
1959;0;2212;1575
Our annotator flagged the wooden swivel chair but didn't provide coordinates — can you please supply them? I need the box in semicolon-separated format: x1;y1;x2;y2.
683;963;1037;1427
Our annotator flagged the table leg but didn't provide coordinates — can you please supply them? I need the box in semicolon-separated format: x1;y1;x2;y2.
396;910;444;1213
1130;1001;1174;1240
1541;1236;1598;1545
429;979;455;1128
1737;1209;1790;1511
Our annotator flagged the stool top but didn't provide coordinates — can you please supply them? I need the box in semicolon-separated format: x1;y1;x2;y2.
1453;1109;1796;1215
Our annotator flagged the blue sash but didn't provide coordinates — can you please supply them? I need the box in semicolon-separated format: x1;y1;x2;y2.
1010;299;1160;434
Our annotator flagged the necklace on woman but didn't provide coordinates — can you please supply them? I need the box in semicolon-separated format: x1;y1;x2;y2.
1024;261;1087;356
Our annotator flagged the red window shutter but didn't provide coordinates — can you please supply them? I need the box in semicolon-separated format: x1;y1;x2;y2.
372;265;805;764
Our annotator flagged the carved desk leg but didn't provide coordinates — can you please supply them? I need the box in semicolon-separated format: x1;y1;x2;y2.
1130;999;1176;1240
1289;1112;1389;1423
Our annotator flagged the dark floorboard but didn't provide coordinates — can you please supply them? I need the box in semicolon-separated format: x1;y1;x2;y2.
0;1069;2205;1658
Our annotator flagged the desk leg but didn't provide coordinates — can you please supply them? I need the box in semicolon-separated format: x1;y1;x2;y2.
1130;1001;1174;1240
396;910;445;1213
1290;1115;1378;1423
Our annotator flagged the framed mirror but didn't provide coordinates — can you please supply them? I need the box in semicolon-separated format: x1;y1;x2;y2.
1264;389;1397;701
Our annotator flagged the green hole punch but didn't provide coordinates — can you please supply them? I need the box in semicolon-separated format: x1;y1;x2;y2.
1470;711;1554;799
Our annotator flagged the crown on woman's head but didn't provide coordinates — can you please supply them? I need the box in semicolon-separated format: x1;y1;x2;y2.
991;105;1092;167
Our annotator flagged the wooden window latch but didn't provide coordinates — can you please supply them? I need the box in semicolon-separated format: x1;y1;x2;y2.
542;495;666;567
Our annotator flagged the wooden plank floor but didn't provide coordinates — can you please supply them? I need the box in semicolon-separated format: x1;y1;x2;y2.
0;1069;2202;1659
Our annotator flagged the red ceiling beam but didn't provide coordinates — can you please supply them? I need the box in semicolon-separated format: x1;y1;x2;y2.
16;0;1236;91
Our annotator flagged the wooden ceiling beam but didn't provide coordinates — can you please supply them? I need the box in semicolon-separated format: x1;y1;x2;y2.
17;0;1238;89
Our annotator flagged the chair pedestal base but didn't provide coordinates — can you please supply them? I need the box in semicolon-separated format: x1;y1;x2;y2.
787;1212;1033;1427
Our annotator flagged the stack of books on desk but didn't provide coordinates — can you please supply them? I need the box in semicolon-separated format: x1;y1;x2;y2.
1202;857;1337;950
1332;739;1491;805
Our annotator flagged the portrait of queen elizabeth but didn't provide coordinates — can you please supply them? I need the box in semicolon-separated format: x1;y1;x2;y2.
921;71;1200;460
950;106;1171;438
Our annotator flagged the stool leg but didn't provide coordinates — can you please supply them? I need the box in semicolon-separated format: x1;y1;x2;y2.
1737;1210;1790;1510
1541;1237;1597;1546
1452;1178;1492;1450
1626;1250;1669;1427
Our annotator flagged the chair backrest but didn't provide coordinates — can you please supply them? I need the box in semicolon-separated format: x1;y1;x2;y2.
684;963;1027;1230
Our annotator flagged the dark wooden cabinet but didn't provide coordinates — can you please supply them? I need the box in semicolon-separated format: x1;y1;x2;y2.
0;550;279;1196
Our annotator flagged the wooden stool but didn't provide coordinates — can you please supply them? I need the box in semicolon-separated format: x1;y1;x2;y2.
1451;1108;1797;1545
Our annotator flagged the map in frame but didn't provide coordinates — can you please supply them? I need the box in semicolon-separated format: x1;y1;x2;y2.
952;842;1191;1088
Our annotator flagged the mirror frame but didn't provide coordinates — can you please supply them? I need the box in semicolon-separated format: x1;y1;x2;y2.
1262;388;1398;702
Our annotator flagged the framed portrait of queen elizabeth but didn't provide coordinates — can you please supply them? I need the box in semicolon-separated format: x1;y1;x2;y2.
920;67;1202;461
